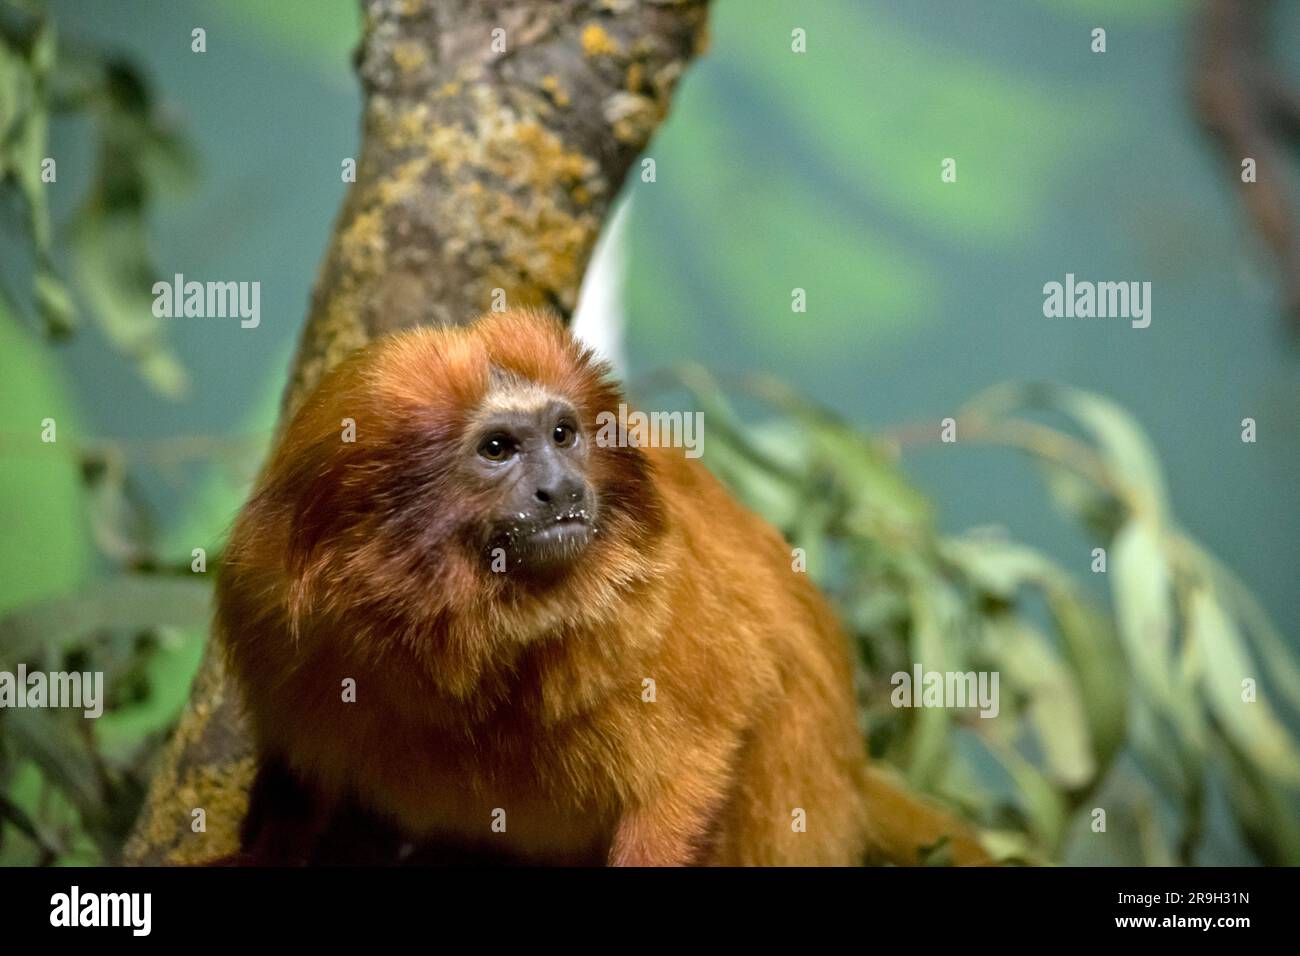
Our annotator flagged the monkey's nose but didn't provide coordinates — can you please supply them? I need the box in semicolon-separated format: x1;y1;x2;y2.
534;480;583;505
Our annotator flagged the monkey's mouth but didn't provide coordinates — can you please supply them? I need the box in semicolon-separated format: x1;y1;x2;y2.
527;513;593;547
493;508;595;567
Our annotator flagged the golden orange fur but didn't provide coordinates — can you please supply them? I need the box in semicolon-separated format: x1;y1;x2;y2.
215;309;985;866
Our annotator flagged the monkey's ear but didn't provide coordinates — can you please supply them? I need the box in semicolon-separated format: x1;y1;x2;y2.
263;438;359;637
282;490;347;640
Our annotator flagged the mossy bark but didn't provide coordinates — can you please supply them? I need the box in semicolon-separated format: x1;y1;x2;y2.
123;0;708;865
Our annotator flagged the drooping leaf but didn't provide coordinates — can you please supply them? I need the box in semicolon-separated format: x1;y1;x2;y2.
963;382;1169;520
69;212;189;399
983;615;1095;790
1109;520;1176;711
986;740;1068;852
1187;588;1300;786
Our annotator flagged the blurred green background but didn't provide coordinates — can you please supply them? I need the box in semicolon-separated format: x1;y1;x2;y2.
1;0;1297;865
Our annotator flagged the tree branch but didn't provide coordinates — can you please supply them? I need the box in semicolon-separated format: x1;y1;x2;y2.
1192;0;1300;331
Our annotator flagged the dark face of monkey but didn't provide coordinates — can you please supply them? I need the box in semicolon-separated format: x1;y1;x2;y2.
466;387;597;571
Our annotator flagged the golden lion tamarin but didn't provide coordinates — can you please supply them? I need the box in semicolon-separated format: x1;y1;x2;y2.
214;309;985;866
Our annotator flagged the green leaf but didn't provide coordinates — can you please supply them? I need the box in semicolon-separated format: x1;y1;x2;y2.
943;533;1126;780
1187;588;1300;786
1048;387;1168;520
902;579;964;789
1189;540;1300;714
1038;457;1123;539
1218;734;1300;865
984;616;1095;789
987;741;1068;851
941;534;1055;601
70;213;189;399
33;267;76;336
28;16;55;79
2;709;101;820
1045;586;1127;772
963;382;1169;520
82;450;153;566
1110;520;1175;710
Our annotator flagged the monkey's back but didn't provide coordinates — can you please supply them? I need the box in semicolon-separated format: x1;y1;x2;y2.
643;447;871;865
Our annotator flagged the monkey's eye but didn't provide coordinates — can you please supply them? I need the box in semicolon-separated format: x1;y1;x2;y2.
478;434;515;462
552;422;576;448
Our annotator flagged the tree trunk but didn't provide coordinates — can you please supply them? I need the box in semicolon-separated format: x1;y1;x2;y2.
123;0;709;865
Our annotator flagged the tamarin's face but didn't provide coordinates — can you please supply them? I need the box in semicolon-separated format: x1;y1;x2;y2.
465;381;596;569
258;310;665;623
